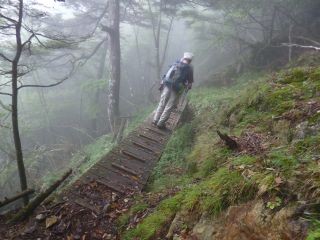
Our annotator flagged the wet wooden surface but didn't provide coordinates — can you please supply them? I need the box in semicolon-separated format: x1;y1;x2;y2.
65;98;188;211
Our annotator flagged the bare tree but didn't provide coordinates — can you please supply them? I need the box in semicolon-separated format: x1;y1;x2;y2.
0;0;76;205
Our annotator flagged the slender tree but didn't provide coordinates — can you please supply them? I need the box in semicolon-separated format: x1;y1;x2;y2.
0;0;76;205
101;0;121;134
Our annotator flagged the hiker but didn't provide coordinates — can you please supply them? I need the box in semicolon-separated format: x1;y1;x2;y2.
153;52;194;129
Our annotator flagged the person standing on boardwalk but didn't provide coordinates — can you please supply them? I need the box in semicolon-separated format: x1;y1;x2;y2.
153;52;194;129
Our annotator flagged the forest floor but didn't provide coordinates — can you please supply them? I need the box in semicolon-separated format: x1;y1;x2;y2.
1;53;320;239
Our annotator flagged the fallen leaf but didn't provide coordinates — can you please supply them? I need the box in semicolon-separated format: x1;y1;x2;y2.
46;216;58;228
67;235;74;240
275;177;283;185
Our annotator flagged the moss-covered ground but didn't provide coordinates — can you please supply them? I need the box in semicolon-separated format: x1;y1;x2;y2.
120;66;320;239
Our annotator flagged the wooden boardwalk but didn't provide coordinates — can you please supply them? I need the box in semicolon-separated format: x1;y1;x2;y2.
64;99;188;212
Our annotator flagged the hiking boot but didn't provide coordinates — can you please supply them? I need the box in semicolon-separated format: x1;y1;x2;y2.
156;123;166;130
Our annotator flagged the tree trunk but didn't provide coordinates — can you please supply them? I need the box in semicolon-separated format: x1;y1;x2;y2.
107;0;121;134
91;40;108;137
12;0;28;206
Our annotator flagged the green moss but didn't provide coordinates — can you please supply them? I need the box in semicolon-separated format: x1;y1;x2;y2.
182;187;203;210
279;68;308;84
235;107;272;132
307;220;320;240
268;150;298;173
182;168;257;215
197;147;232;177
263;86;297;114
123;195;182;240
253;172;276;191
131;202;149;213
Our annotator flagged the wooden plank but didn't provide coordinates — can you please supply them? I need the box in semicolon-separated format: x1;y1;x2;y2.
91;164;142;186
131;141;158;154
121;149;147;163
138;133;161;143
94;178;125;194
111;163;140;177
145;127;168;136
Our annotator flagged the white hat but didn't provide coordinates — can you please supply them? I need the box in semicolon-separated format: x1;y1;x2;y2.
183;52;194;60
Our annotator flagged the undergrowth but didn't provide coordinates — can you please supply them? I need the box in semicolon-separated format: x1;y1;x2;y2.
121;66;320;239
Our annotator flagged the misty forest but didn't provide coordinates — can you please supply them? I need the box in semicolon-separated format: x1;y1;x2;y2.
1;0;320;239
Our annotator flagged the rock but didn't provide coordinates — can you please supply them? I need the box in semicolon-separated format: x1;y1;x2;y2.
192;214;217;239
35;213;46;222
294;121;309;139
293;121;320;140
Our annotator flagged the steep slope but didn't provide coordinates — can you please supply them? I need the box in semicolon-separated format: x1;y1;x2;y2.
120;65;320;239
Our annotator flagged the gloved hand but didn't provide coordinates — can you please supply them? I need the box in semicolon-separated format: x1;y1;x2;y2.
158;83;164;91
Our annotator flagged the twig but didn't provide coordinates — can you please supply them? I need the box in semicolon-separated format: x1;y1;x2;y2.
0;92;12;96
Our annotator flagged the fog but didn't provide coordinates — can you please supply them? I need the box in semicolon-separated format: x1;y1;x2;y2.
1;0;319;200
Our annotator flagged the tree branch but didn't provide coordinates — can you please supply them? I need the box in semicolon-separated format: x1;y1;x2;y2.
0;92;12;96
21;33;35;49
281;43;320;51
294;36;320;46
78;38;107;66
17;75;69;90
0;13;17;23
0;52;12;62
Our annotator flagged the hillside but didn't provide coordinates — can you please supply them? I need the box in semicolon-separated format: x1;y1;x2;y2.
1;56;320;239
118;59;320;239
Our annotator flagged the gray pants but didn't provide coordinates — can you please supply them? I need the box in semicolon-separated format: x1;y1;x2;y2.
153;86;180;126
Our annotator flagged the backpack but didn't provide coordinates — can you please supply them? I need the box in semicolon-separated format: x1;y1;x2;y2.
163;61;189;91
